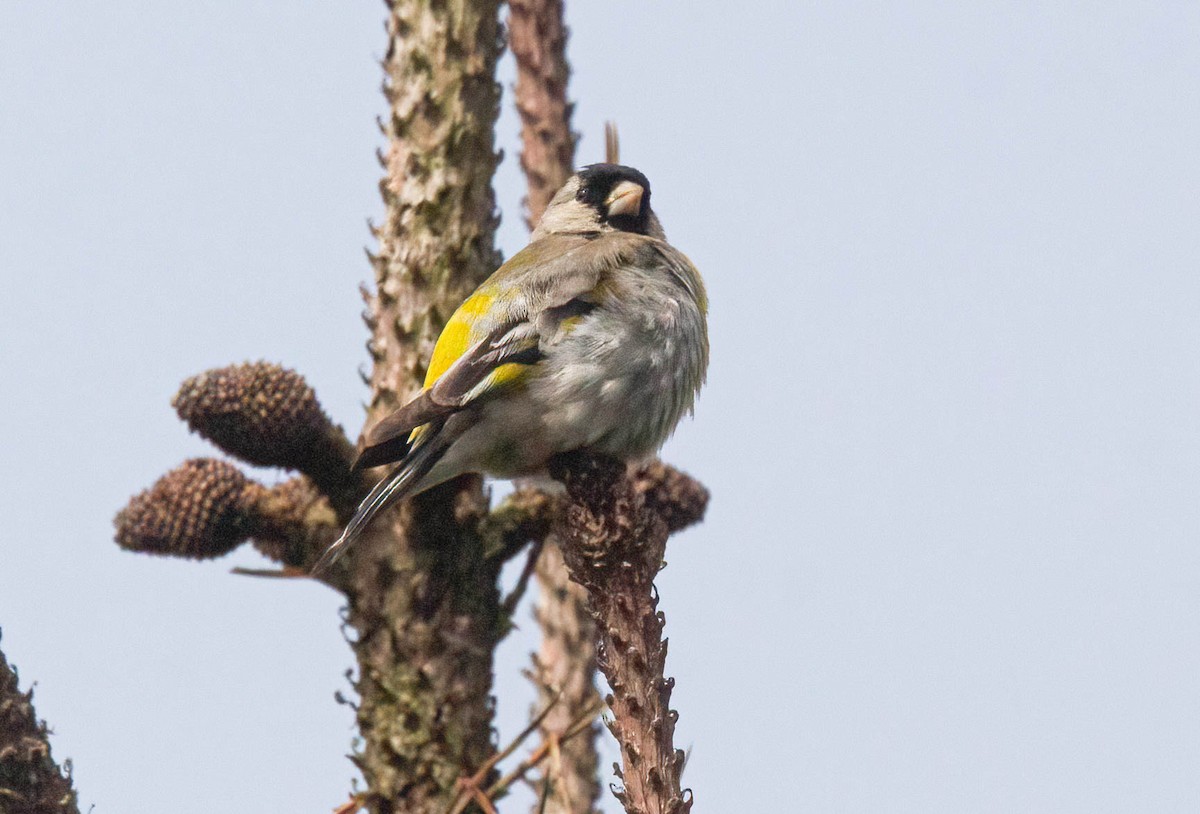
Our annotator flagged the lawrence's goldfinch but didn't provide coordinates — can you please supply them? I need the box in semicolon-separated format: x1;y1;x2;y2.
313;164;708;574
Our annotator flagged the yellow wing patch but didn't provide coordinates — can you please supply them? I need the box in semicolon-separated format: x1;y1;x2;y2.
424;292;494;388
424;290;533;395
487;362;528;389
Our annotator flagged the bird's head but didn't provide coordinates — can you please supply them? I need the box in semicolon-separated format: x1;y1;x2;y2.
533;163;665;240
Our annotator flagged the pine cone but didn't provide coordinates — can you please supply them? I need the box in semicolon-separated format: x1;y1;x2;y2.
249;476;336;567
634;460;710;533
172;362;345;472
115;458;263;559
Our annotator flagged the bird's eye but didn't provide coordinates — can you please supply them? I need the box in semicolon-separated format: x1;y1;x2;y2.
575;186;589;202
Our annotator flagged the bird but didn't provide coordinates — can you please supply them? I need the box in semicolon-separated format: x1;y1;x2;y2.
311;164;708;575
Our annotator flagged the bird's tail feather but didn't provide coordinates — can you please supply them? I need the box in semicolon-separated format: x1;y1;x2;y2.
310;433;449;576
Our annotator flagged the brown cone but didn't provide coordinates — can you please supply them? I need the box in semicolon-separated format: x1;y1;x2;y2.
115;458;262;559
633;460;710;534
172;362;336;471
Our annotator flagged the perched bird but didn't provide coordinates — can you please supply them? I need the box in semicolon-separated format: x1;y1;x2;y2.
312;164;708;574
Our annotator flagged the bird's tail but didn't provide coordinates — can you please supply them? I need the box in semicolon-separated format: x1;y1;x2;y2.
310;433;449;576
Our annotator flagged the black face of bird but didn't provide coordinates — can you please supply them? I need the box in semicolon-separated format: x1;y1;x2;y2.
575;163;653;234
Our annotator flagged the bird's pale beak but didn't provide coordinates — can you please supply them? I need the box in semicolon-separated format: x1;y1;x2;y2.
605;180;644;218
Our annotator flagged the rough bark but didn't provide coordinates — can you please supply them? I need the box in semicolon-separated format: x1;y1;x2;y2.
0;636;81;814
365;0;504;413
346;1;506;812
549;453;702;814
509;0;577;230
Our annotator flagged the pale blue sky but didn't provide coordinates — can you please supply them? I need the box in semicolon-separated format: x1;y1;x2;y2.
3;3;1200;812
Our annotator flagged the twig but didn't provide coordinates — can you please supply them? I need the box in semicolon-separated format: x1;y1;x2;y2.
469;788;499;814
446;698;603;814
332;794;366;814
230;566;309;579
502;538;546;617
489;689;564;777
484;700;604;801
446;691;564;814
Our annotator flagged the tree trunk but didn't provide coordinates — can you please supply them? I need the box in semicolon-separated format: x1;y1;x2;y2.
349;1;505;811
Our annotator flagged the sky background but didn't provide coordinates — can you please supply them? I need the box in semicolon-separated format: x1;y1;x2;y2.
3;2;1200;812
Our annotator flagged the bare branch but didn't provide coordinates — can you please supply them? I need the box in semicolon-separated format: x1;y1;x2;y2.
502;538;547;618
549;452;694;814
520;459;706;814
446;691;564;814
484;701;605;803
509;0;577;228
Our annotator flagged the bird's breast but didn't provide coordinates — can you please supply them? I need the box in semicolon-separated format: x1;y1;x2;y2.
528;268;708;458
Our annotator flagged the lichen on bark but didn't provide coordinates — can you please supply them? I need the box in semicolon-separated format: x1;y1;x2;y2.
347;1;507;812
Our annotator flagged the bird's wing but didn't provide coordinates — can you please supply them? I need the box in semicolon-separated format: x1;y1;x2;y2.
354;234;631;469
352;320;539;469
